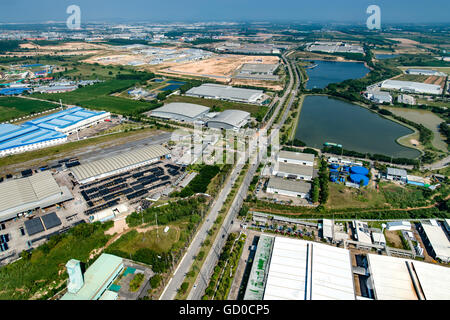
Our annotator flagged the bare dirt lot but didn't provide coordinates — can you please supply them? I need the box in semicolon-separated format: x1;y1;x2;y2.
384;230;403;249
159;54;280;81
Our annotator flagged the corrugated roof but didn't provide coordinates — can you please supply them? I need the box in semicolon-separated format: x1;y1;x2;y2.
207;109;250;128
275;162;314;177
387;167;407;177
186;83;263;102
71;144;170;182
278;150;315;162
0;171;63;219
151;102;210;119
421;223;450;261
267;177;311;194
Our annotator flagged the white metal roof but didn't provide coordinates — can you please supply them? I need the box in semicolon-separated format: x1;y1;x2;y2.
207;109;250;128
151;102;210;119
186;83;264;102
263;237;355;300
381;80;442;95
421;223;450;261
387;167;407;177
71;144;170;182
322;219;334;239
0;171;63;220
411;260;450;300
367;253;418;300
277;150;315;162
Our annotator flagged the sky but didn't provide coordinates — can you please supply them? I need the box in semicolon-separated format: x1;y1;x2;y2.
0;0;449;24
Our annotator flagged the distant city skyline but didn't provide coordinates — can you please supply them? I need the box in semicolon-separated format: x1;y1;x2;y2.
0;0;449;24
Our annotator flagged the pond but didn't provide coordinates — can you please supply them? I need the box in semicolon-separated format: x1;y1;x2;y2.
294;95;422;159
304;60;370;89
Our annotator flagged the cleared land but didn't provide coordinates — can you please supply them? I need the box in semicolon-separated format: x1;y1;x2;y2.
327;183;388;210
160;55;280;82
384;106;448;152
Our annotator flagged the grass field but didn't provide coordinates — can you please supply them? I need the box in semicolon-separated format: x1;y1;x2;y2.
107;227;181;255
164;95;268;120
32;79;159;115
327;183;388;209
0;97;58;122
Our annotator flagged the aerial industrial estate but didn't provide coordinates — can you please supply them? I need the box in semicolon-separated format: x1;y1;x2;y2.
0;1;448;306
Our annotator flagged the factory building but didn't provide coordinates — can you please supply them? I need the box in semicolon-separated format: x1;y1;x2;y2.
186;83;265;105
0;171;73;222
25;106;110;134
366;253;450;300
70;144;170;184
234;63;280;81
405;69;446;76
61;253;124;300
386;221;411;231
397;94;416;105
263;237;355;300
266;177;311;199
272;162;314;181
365;91;392;104
419;222;450;263
380;80;442;95
0;123;67;157
206;109;250;130
149;102;210;123
34;85;78;93
386;167;408;183
277;150;314;166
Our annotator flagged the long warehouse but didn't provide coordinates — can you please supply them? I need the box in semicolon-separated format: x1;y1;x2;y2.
70;144;170;184
206;109;251;130
0;171;73;222
148;102;210;122
380;80;443;95
186;83;265;104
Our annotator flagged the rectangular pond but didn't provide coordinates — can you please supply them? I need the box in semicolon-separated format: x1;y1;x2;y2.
294;95;422;159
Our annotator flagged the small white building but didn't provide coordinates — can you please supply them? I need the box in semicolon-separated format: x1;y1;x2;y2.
386;167;408;183
354;221;372;244
277;150;315;166
322;219;334;241
397;94;416;105
386;221;412;231
372;232;386;246
365;91;392;104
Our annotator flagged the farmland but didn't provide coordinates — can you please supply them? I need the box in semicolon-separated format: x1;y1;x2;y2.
32;79;161;116
0;97;59;122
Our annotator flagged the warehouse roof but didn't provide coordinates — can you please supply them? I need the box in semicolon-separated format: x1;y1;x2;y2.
421;223;450;260
0;123;66;151
267;177;311;194
207;109;250;128
263;237;355;300
387;167;407;177
25;106;108;131
61;253;123;300
367;253;450;300
278;150;315;162
381;80;442;95
186;83;263;102
275;162;314;177
71;144;170;182
0;171;66;221
150;103;210;119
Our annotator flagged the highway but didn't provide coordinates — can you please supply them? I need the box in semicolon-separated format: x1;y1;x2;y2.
186;52;300;300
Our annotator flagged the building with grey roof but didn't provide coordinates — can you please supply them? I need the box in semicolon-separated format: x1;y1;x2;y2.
277;150;314;166
206;109;251;130
234;63;280;81
71;144;170;184
272;162;314;181
386;167;408;182
148;102;210;122
186;83;265;104
405;69;446;76
266;177;311;198
0;171;73;222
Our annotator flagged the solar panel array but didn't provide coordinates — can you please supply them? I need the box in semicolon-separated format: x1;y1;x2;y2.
24;218;45;236
41;212;62;230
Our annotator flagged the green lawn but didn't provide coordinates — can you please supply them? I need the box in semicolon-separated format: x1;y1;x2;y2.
164;95;268;121
32;79;159;115
0;97;58;122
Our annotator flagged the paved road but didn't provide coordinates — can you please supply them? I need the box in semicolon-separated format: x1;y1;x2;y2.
186;53;299;300
423;155;450;171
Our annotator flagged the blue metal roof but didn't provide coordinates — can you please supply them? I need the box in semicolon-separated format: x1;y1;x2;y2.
0;88;30;95
0;124;66;151
25;107;107;130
